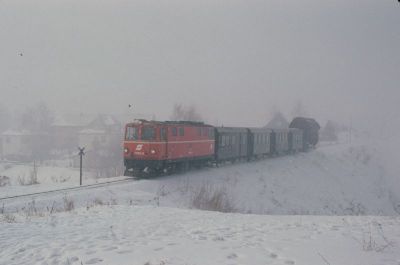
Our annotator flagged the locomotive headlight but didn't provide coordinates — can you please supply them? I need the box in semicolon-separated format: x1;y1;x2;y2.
150;149;156;154
124;148;129;154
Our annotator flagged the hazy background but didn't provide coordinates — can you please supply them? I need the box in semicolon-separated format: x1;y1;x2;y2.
0;0;399;131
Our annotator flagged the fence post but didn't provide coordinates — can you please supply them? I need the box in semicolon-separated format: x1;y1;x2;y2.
78;147;85;186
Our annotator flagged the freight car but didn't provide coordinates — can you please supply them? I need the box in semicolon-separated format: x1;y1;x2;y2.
248;128;272;159
270;129;289;155
288;128;303;153
214;127;248;163
289;117;320;150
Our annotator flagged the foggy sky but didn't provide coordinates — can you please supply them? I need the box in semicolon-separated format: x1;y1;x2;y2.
0;0;399;130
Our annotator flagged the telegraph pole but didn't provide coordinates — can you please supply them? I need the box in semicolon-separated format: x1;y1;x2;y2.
78;147;85;186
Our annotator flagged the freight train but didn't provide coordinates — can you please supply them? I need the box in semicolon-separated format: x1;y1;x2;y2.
123;117;320;177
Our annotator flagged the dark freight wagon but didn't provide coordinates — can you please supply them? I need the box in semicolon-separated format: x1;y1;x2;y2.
288;128;303;153
214;127;248;162
271;129;289;155
248;128;272;158
289;117;320;150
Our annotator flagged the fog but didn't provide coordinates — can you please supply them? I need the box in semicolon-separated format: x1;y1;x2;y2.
0;0;399;130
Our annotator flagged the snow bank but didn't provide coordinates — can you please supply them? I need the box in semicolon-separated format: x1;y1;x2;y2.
1;136;399;216
1;205;399;265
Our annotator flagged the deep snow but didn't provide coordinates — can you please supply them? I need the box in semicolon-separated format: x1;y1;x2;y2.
1;135;400;265
1;206;399;265
1;137;399;215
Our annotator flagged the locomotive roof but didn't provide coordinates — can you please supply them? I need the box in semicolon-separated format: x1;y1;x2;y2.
290;117;320;130
127;119;213;127
270;128;290;133
215;127;248;133
247;127;273;133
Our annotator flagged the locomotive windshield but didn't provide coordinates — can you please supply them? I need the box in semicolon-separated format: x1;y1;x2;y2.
125;126;138;140
141;126;156;140
125;125;156;141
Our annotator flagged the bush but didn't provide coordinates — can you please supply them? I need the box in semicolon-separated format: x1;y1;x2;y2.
2;213;16;223
63;196;74;212
0;176;10;187
191;183;236;213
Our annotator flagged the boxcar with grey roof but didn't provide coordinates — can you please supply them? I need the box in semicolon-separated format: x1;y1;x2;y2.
288;128;303;153
248;128;272;158
215;127;249;162
270;129;289;155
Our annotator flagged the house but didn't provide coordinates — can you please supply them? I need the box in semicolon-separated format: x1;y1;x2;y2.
0;135;3;160
77;114;122;151
1;130;33;161
50;114;95;152
265;112;289;129
78;129;109;151
75;115;123;172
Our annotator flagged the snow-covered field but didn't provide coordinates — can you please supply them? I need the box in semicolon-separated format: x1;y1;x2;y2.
1;135;399;264
1;206;400;265
2;137;399;215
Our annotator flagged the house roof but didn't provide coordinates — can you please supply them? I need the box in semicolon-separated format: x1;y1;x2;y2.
2;129;31;136
52;113;94;127
265;112;289;129
79;129;106;135
87;114;121;129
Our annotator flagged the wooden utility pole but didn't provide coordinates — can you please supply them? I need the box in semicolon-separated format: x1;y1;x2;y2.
78;147;85;186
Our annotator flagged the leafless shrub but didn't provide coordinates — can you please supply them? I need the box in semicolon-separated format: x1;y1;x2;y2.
109;198;117;206
0;176;10;187
17;164;39;186
93;198;104;206
63;195;74;212
2;213;16;223
18;176;27;186
362;222;394;252
190;183;236;213
46;201;57;214
344;200;366;215
177;177;191;195
156;185;169;197
29;161;39;185
51;175;70;183
21;199;44;219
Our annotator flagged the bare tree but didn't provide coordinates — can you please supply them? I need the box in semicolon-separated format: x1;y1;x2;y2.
20;102;54;133
19;102;54;161
291;100;308;118
85;132;124;178
0;104;10;133
320;120;338;142
170;103;203;122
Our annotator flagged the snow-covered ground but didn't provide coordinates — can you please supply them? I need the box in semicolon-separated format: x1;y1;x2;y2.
1;206;399;265
1;135;400;264
1;136;399;215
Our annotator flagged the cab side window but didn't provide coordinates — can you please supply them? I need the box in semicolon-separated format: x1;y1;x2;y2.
172;127;177;137
161;128;167;140
209;128;214;139
179;127;184;136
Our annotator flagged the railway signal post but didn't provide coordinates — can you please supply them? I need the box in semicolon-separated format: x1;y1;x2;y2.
78;147;85;186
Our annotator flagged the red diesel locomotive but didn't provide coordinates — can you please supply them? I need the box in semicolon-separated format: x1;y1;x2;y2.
124;120;215;175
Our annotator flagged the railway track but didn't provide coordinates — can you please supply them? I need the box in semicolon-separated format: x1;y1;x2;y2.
0;178;136;202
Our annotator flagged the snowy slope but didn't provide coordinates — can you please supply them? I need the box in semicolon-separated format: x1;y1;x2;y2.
1;136;400;265
1;205;399;265
1;138;399;216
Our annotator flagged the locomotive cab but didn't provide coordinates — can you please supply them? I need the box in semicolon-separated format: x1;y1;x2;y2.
124;120;215;177
124;121;167;175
